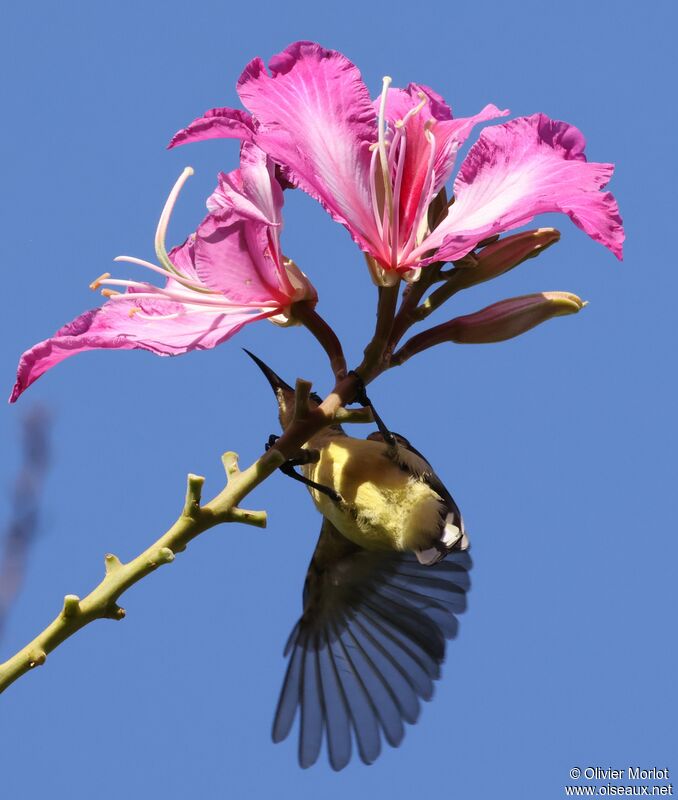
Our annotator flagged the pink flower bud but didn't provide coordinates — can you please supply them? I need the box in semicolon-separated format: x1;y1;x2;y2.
454;228;561;290
447;291;585;344
392;291;586;365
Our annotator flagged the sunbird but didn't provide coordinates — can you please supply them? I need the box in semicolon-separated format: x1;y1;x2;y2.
246;352;472;771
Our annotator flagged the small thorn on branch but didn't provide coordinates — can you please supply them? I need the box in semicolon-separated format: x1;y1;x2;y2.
157;547;175;564
293;379;313;422
104;604;126;621
222;451;240;483
61;594;81;619
146;547;175;570
183;473;205;518
104;553;123;575
28;650;46;668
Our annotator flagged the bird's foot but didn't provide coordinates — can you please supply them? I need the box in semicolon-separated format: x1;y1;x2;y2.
266;435;343;503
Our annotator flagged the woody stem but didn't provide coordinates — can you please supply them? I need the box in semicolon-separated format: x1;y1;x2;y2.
292;301;348;379
356;282;401;383
389;262;444;348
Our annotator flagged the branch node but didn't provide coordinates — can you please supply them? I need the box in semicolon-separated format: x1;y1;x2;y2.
221;451;241;482
183;473;205;518
104;553;123;575
28;650;46;669
61;594;81;619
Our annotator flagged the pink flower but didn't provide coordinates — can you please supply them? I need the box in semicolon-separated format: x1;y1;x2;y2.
171;41;624;285
10;145;315;402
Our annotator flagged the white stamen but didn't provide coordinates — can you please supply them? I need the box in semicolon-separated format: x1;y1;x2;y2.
388;92;427;174
399;92;428;128
377;76;394;221
130;310;182;321
368;146;384;239
388;126;403;171
99;280;274;311
154;167;194;275
113;255;209;293
390;130;407;267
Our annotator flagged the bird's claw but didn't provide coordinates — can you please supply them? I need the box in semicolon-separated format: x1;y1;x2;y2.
265;434;280;451
266;435;342;504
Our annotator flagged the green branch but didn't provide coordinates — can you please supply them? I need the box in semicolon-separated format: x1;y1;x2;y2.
0;371;364;695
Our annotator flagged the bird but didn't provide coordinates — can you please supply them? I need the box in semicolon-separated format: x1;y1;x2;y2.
245;350;472;770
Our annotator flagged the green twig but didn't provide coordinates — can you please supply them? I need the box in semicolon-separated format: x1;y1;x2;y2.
0;372;364;695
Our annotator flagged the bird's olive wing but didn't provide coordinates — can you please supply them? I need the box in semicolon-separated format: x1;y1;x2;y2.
272;519;472;771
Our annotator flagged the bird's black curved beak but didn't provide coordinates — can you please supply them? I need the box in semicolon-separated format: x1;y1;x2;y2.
242;349;294;394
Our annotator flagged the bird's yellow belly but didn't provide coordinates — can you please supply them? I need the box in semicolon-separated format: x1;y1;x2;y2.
303;440;444;552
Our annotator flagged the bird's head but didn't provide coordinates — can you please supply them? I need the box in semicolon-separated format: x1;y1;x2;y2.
244;349;321;431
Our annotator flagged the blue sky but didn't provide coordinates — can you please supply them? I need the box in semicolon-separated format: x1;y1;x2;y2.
1;1;676;797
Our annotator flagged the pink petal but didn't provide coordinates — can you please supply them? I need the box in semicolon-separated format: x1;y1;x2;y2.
208;142;283;227
236;41;380;252
380;86;440;238
168;107;255;149
10;298;266;403
193;213;290;305
430;103;510;194
167;236;200;282
377;82;454;123
419;113;624;262
380;85;508;242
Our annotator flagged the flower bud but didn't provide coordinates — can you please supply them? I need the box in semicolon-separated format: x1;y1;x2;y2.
446;291;585;344
454;228;561;290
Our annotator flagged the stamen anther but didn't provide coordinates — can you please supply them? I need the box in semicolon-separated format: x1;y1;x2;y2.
90;272;111;291
101;289;121;298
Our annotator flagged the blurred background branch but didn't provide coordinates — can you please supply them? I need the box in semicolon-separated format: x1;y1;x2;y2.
0;406;52;642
